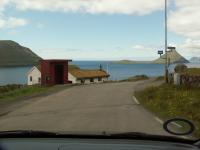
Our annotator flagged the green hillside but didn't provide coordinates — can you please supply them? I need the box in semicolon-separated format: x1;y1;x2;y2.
153;49;189;64
0;40;42;67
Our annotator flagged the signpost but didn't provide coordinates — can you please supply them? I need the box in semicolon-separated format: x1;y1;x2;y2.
165;0;168;83
158;50;163;57
163;1;176;83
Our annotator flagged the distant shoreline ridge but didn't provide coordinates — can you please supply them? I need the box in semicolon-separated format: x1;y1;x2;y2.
112;49;189;64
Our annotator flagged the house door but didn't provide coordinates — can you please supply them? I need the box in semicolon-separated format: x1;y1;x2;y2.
54;65;64;84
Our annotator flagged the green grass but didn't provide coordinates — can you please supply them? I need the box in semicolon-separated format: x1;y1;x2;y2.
0;85;69;105
0;84;23;93
183;68;200;76
155;76;164;81
120;75;149;82
0;85;47;103
135;84;200;138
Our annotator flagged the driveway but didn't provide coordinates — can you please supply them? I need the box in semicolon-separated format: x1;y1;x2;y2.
0;79;167;135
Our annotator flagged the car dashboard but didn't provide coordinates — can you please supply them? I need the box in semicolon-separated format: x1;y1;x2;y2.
0;138;199;150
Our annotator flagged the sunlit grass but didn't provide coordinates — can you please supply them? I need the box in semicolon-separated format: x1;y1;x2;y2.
120;75;149;82
135;84;200;137
183;68;200;75
0;85;68;104
0;85;48;103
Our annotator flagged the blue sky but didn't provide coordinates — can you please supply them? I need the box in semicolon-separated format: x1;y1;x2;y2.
0;0;199;60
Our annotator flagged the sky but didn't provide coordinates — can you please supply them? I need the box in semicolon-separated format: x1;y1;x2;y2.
0;0;200;60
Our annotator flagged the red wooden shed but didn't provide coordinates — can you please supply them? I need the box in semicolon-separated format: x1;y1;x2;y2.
41;59;72;86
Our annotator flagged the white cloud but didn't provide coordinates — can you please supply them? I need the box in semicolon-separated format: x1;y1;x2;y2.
0;0;166;31
181;39;200;50
0;0;28;29
0;16;27;29
0;0;9;12
169;0;200;39
132;45;156;51
167;0;200;57
0;0;164;15
131;44;162;59
176;39;200;58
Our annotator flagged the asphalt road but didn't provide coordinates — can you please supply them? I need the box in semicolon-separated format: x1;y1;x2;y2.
0;79;168;135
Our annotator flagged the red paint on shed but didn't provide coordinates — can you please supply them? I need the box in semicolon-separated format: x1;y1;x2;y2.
41;59;72;86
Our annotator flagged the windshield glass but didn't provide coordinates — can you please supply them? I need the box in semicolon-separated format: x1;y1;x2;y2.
0;0;199;141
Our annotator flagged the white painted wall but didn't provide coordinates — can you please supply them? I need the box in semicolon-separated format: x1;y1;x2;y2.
68;73;77;84
27;67;41;85
84;79;91;84
102;77;108;82
68;72;109;84
94;78;98;83
76;80;82;84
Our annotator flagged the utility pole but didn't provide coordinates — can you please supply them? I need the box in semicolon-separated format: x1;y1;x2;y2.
165;0;168;83
106;63;109;73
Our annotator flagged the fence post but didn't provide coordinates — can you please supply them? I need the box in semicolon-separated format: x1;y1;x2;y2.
174;73;181;85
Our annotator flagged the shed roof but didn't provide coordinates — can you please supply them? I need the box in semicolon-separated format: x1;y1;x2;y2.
69;67;109;79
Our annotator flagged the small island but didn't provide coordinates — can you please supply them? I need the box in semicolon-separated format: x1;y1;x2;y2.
112;60;151;64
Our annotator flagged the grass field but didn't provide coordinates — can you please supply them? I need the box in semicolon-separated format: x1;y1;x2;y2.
155;76;164;81
183;68;200;76
0;85;69;105
135;84;200;137
120;75;149;82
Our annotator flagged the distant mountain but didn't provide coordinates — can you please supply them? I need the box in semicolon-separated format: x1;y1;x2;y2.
0;40;42;67
153;49;189;64
190;57;200;63
113;49;189;64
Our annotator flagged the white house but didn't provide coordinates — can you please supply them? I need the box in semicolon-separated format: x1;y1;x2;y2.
27;66;41;85
68;66;109;84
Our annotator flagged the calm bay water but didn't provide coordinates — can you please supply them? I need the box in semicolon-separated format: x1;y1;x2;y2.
71;61;200;80
71;61;165;80
0;62;199;85
0;66;32;85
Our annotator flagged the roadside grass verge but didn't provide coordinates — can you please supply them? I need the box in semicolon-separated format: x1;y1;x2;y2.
183;68;200;76
155;76;164;81
135;84;200;137
0;85;70;105
120;75;149;82
0;84;22;93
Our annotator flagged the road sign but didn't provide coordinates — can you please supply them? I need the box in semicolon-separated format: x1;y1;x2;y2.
158;50;163;55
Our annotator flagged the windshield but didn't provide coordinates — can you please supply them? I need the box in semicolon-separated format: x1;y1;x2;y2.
0;0;200;141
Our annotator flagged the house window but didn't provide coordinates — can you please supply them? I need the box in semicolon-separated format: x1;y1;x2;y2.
30;76;32;82
90;78;94;82
98;77;102;81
